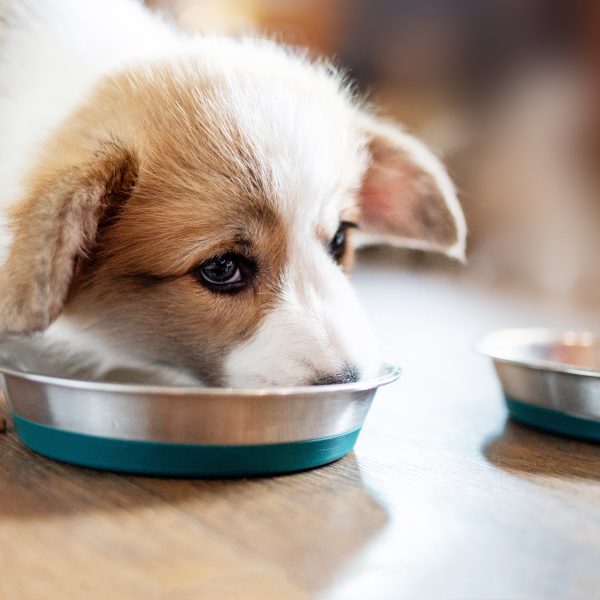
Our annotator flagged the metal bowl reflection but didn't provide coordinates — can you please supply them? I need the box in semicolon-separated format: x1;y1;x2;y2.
478;328;600;441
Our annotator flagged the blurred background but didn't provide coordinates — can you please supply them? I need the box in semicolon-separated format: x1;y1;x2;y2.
148;0;600;308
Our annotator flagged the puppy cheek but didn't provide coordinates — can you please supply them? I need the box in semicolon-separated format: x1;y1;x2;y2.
221;320;296;388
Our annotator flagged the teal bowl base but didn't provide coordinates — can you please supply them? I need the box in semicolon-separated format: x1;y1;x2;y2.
505;396;600;442
11;414;361;477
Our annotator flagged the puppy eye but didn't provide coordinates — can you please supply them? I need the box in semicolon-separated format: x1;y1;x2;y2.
195;253;247;292
328;221;357;263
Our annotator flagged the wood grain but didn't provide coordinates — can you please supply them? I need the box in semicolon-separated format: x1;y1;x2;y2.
1;255;599;599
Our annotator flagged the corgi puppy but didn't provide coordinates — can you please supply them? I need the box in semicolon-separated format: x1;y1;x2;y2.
0;0;466;387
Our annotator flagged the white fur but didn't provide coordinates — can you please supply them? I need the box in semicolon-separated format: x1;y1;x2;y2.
0;0;181;261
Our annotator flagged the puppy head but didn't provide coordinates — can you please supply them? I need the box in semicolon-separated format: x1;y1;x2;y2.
0;40;465;386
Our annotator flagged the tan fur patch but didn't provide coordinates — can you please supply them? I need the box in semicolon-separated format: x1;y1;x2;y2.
0;145;138;332
3;63;289;383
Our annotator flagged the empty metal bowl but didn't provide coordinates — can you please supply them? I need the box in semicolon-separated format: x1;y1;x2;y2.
478;328;600;441
0;337;400;476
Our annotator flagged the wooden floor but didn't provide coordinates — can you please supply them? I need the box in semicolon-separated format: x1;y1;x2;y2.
1;254;599;599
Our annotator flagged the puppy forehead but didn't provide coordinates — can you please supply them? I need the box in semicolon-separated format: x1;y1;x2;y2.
220;77;369;230
125;55;368;229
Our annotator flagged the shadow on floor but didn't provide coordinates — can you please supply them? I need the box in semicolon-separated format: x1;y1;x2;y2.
483;417;600;480
1;412;389;593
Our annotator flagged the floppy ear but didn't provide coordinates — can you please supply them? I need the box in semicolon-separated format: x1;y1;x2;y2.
355;114;466;260
0;144;138;333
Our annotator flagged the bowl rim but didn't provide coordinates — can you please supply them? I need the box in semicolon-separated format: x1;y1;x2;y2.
476;327;600;378
0;362;401;396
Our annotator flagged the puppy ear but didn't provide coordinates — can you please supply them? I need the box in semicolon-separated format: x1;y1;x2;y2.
0;144;138;333
355;114;466;260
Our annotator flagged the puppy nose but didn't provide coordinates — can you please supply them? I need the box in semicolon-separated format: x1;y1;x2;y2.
312;364;361;386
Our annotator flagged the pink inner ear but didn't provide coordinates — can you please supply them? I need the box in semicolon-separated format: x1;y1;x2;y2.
361;145;421;235
359;132;460;249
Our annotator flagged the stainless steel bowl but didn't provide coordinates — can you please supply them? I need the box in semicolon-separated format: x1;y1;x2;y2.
0;338;400;476
478;328;600;441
